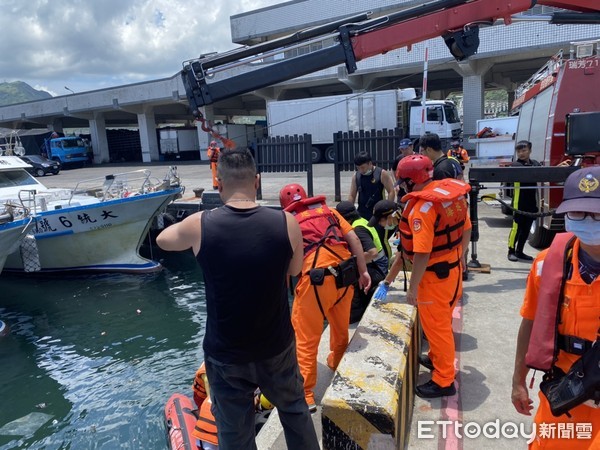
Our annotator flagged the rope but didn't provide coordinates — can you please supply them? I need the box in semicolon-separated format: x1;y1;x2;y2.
480;194;556;218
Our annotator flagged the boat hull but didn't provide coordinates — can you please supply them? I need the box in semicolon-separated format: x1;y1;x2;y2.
4;189;180;273
164;393;198;450
0;217;33;274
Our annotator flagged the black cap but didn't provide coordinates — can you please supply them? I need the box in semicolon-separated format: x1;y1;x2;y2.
556;167;600;214
336;201;358;219
367;200;397;227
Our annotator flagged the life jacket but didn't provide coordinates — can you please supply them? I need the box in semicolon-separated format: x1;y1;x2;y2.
208;147;220;163
351;217;383;254
193;397;219;446
192;363;208;408
447;148;469;163
399;178;470;261
285;196;347;258
525;232;577;371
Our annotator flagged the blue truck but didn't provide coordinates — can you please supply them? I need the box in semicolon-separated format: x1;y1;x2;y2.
43;135;91;166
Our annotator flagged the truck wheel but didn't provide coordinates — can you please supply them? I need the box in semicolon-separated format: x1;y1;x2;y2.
311;147;322;164
528;218;555;249
324;146;336;163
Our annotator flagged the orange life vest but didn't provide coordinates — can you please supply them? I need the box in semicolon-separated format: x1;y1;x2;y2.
400;179;470;260
525;232;577;371
208;147;220;163
447;148;469;163
285;196;347;258
193;398;218;445
192;363;208;408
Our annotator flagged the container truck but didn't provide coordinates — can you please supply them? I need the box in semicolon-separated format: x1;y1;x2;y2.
266;88;462;162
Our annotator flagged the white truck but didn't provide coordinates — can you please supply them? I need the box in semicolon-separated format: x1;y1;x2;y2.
266;88;462;162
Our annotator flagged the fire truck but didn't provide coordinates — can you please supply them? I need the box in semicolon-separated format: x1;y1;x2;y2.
180;0;600;252
492;41;600;248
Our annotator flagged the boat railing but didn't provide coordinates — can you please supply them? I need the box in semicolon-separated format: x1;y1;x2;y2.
1;199;31;223
70;169;157;203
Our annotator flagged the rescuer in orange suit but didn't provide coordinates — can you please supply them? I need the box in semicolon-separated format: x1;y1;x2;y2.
207;141;221;189
373;155;471;398
447;140;470;171
280;184;371;411
511;167;600;449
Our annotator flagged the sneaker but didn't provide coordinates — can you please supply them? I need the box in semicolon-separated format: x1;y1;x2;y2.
516;252;533;261
415;380;456;399
507;253;518;262
418;354;434;371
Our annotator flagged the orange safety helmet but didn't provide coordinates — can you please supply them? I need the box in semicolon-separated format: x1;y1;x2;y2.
279;183;307;209
396;154;433;185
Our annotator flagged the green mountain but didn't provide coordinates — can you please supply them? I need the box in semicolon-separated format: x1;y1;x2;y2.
0;81;52;106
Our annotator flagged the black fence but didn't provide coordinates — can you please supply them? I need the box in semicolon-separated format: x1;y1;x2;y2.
255;134;313;200
254;128;403;202
333;128;402;201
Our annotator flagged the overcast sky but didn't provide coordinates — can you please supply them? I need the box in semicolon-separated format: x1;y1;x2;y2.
0;0;282;96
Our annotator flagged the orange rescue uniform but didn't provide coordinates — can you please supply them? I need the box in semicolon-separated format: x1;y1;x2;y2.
207;145;220;189
520;239;600;449
292;208;354;405
447;147;469;164
402;182;471;387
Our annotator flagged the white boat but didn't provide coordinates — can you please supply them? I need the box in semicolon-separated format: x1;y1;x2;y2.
0;156;182;273
0;201;34;274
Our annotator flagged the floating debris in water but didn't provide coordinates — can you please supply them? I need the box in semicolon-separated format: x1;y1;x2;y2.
0;412;53;436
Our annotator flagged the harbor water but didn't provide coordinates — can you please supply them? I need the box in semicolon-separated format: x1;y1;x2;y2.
0;249;206;449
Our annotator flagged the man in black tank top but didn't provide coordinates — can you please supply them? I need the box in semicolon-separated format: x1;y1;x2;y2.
157;149;318;450
347;151;395;220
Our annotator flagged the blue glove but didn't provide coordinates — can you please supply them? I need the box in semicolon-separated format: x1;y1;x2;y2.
373;281;389;301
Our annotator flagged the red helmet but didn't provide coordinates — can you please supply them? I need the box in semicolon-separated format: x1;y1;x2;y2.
279;184;307;209
396;155;433;184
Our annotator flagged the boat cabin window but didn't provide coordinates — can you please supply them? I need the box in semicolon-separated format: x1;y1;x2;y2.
0;169;39;188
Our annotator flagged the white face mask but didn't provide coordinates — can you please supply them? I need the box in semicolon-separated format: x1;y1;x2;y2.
363;169;373;176
565;217;600;246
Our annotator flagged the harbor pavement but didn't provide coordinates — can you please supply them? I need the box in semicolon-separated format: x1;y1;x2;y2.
45;161;540;448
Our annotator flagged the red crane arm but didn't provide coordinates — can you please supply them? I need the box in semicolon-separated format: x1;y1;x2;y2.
351;0;599;61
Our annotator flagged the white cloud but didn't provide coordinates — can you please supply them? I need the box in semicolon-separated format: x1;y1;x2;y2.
0;0;282;95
